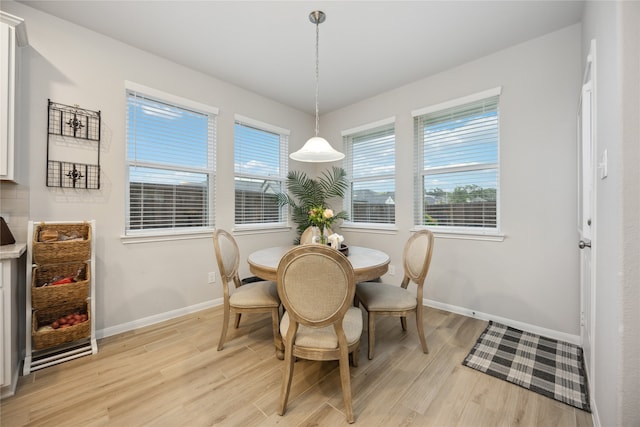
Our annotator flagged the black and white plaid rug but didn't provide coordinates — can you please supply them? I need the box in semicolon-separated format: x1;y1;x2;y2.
462;321;591;412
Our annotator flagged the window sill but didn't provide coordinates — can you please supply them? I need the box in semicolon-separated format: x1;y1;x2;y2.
120;228;214;244
411;226;505;242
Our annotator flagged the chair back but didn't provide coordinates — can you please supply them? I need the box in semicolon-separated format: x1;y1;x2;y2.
277;245;354;329
403;229;434;287
299;226;333;245
299;226;314;244
213;229;241;288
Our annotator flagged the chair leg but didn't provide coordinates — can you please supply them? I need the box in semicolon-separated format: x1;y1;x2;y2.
271;308;283;359
400;316;408;331
218;304;230;351
351;343;360;367
338;345;356;423
416;308;429;354
368;311;376;360
234;313;242;328
278;342;295;416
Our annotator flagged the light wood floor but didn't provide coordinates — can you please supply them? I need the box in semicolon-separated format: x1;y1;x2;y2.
1;306;594;426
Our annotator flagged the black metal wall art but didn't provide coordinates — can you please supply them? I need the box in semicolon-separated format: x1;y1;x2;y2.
46;100;101;189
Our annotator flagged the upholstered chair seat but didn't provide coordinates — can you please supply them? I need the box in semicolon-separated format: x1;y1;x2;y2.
356;284;417;311
279;307;362;348
230;281;280;307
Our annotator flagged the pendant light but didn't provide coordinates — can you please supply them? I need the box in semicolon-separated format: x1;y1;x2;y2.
290;11;345;163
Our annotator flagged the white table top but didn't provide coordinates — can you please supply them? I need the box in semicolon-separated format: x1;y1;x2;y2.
248;245;390;283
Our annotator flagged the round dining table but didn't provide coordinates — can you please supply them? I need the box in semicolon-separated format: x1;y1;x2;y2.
247;245;390;283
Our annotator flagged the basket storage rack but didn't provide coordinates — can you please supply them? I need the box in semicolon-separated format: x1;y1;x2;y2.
24;220;97;374
31;261;90;310
32;301;91;350
32;222;91;265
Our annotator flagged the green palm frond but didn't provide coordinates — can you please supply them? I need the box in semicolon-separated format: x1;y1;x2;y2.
277;167;350;242
319;166;349;199
285;170;321;207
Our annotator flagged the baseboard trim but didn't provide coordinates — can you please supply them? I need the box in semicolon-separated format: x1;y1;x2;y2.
0;364;20;399
97;298;223;339
423;298;581;345
97;297;580;346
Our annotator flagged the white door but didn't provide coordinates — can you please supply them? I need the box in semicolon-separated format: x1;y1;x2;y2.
578;40;596;393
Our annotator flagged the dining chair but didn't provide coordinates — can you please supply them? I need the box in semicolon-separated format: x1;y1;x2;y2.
299;225;333;244
355;229;434;360
212;229;281;353
277;245;362;424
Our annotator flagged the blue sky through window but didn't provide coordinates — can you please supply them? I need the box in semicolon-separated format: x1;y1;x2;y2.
352;129;395;180
424;111;497;168
422;110;498;193
234;123;280;177
127;94;210;183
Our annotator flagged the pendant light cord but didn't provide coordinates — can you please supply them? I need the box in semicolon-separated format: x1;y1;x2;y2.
314;18;320;137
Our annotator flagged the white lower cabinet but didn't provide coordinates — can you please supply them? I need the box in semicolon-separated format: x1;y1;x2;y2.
0;246;26;398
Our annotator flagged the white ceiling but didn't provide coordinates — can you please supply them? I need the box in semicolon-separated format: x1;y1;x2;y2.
17;1;584;114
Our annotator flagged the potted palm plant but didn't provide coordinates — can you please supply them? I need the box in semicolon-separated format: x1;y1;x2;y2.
276;166;349;243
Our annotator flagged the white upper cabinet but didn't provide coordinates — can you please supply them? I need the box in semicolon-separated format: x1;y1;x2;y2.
0;12;27;183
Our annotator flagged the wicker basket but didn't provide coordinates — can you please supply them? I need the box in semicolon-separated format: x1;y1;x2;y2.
31;262;90;310
32;302;91;350
33;222;91;265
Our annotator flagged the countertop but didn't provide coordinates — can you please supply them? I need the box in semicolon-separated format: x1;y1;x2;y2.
0;242;27;260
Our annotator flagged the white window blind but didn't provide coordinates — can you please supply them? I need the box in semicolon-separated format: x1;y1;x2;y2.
126;88;216;233
343;120;395;225
234;115;288;226
414;92;499;231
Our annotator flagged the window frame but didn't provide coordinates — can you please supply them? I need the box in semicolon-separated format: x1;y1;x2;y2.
123;81;217;241
412;87;504;240
341;117;397;230
233;114;289;232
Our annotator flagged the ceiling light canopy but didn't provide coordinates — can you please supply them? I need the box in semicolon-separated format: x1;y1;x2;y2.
290;11;344;163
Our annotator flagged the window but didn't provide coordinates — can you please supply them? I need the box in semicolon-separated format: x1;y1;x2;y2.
125;83;217;234
343;118;396;225
234;115;288;227
413;88;500;232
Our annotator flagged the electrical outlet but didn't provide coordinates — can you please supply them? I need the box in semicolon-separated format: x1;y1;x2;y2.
388;265;396;275
208;272;216;283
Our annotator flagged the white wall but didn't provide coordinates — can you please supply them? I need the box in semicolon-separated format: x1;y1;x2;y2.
0;181;28;242
2;1;314;333
582;1;640;426
619;4;640;426
323;25;583;337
